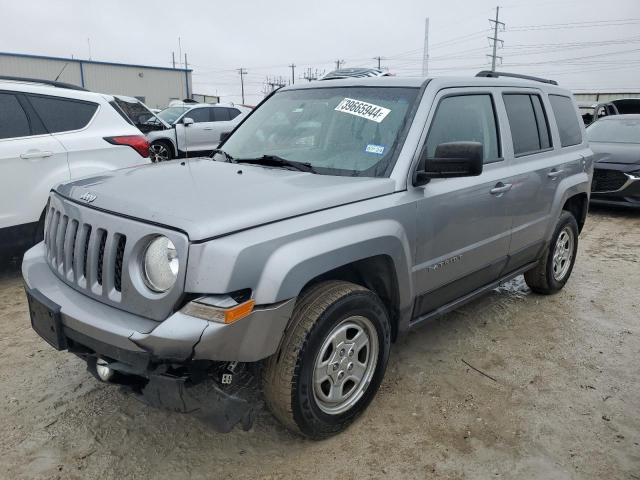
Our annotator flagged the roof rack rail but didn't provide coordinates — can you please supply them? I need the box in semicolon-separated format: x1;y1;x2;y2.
0;75;88;91
475;70;558;86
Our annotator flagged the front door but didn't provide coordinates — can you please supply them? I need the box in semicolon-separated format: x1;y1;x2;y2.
412;89;513;318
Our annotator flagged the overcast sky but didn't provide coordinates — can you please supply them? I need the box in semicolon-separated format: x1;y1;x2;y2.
2;0;639;104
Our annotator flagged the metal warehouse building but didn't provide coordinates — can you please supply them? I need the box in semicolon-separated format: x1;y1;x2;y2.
0;52;192;108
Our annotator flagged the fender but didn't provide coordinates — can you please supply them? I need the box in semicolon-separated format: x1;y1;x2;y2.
254;219;414;310
545;169;591;241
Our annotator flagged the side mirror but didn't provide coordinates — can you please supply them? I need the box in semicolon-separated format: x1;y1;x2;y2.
182;117;194;126
219;131;232;143
415;141;483;186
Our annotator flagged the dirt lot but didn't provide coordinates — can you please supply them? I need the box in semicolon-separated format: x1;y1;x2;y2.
0;207;638;480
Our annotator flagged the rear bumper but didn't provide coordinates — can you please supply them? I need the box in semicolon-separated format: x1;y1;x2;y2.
22;243;295;369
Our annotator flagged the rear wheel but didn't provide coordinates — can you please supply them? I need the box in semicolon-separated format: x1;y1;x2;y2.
263;280;391;439
524;210;579;294
149;140;173;162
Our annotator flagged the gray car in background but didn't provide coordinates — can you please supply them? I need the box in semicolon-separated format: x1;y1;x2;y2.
146;103;250;161
587;114;640;208
23;71;592;439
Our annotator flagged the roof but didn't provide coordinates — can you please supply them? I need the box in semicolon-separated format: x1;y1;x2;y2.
0;51;191;73
0;77;112;102
281;75;571;94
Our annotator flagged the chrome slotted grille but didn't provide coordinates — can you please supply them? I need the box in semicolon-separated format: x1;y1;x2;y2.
44;206;126;301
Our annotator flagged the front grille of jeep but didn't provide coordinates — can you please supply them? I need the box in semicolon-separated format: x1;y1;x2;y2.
592;169;628;193
44;206;127;300
42;193;189;321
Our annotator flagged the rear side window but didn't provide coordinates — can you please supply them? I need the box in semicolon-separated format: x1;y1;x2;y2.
227;108;241;120
27;95;98;133
212;108;230;121
549;95;582;147
425;94;500;163
503;93;551;156
0;93;31;139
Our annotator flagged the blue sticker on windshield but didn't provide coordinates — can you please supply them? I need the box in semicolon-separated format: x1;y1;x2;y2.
365;144;385;155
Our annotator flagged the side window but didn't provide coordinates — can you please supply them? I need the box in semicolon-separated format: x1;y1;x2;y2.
425;94;500;163
531;95;551;149
27;95;98;133
227;108;241;120
0;93;31;139
549;95;582;147
503;93;551;156
185;108;209;123
211;108;230;122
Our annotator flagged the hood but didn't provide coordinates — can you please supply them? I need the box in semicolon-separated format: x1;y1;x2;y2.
590;142;640;166
55;158;396;241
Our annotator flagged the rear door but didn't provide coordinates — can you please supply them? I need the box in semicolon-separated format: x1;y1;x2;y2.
412;88;513;317
0;91;68;231
498;90;584;271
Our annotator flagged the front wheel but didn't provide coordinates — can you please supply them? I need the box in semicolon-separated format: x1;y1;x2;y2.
263;281;391;439
149;141;173;162
524;210;579;294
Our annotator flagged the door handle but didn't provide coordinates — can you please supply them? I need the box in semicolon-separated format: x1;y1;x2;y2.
547;169;564;179
203;127;214;131
490;183;512;195
20;150;53;159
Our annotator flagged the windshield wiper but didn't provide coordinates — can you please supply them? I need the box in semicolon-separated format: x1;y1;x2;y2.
234;155;316;173
211;148;236;163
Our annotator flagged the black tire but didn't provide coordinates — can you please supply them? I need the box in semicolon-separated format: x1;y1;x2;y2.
263;280;391;439
524;210;579;294
149;140;173;162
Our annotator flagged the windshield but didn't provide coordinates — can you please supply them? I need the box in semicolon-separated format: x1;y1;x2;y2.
218;86;420;177
587;118;640;144
156;106;190;124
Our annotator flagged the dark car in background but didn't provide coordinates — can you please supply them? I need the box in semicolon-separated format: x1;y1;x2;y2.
587;114;640;208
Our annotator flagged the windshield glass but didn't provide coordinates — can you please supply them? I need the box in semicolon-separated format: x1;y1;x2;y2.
219;86;420;177
587;118;640;143
156;106;190;124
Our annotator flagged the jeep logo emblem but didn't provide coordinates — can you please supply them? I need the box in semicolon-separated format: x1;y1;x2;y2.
79;192;97;203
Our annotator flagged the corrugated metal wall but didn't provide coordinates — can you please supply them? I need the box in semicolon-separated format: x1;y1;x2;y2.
0;53;192;108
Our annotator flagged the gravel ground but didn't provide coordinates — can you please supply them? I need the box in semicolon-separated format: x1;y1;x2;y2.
0;207;638;480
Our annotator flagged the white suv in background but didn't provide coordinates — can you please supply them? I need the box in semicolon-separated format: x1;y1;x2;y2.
0;77;151;252
146;103;250;161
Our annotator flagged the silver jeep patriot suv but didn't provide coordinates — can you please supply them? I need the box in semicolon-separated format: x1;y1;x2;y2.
23;71;593;439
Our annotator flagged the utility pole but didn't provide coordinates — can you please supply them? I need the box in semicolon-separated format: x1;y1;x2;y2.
302;67;324;82
487;6;505;72
289;63;296;85
422;17;429;76
335;59;345;70
238;68;248;104
172;52;176;69
373;56;384;69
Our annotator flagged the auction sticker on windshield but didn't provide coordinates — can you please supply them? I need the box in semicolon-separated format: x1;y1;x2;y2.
335;98;391;123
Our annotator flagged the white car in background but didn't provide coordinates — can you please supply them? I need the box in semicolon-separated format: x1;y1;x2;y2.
0;77;151;252
145;103;251;161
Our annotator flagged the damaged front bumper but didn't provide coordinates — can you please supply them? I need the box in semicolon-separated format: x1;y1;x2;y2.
22;243;295;431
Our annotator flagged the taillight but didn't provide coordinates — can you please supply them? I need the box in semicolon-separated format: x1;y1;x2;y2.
104;135;150;158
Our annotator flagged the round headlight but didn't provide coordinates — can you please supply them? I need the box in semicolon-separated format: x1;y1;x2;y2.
143;236;179;292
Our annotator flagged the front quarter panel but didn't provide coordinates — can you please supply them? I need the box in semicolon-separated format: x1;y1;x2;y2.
185;193;417;314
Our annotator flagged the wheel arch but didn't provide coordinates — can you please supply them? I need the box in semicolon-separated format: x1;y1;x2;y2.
562;192;588;233
298;255;402;341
